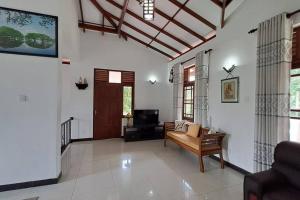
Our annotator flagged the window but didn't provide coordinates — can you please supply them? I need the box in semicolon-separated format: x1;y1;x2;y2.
183;66;195;121
109;71;121;83
123;86;133;116
290;27;300;142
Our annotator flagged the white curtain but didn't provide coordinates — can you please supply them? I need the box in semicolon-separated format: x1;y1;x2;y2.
194;51;209;127
173;63;184;120
254;13;292;172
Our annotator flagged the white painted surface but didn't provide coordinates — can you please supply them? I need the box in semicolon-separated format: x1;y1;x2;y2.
169;0;300;173
0;0;62;185
61;31;173;139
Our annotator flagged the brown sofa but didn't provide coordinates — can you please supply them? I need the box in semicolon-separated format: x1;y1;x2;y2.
244;141;300;200
164;122;226;172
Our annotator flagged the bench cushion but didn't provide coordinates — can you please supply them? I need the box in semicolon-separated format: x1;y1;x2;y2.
186;124;201;138
167;131;199;150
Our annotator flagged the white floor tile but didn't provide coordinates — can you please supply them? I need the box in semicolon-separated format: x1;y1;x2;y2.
0;139;244;200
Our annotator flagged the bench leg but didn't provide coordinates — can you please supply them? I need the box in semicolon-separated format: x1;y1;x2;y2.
199;155;204;173
164;138;167;147
220;152;224;169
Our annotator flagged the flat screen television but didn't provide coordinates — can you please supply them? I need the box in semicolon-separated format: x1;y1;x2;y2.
133;109;159;127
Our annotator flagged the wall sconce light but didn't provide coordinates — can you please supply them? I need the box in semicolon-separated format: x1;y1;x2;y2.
169;68;174;83
149;77;157;85
223;65;237;79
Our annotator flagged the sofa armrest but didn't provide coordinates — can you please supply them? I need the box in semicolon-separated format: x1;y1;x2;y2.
244;169;286;200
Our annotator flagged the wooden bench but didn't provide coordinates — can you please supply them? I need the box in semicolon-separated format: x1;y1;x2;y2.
164;122;226;172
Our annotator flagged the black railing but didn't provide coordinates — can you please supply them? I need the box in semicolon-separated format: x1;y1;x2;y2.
61;117;74;154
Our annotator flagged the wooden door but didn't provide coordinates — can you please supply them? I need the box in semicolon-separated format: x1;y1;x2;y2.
94;82;123;140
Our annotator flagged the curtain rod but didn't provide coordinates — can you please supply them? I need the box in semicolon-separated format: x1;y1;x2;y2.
181;49;213;65
248;9;300;34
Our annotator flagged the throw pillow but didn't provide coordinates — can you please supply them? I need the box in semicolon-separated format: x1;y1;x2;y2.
186;124;200;138
175;120;188;132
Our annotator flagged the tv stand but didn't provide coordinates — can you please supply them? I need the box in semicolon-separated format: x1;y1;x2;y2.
123;124;164;142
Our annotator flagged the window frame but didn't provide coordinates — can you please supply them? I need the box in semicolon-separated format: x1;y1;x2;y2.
182;65;195;122
122;83;134;118
291;27;300;120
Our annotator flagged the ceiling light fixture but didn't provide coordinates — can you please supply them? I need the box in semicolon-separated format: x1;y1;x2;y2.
136;0;155;21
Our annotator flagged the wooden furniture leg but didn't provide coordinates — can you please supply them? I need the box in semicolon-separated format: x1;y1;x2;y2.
220;152;224;169
164;138;167;147
199;155;204;172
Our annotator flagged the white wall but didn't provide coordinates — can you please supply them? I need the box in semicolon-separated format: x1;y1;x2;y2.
61;31;172;139
169;0;300;172
0;0;62;185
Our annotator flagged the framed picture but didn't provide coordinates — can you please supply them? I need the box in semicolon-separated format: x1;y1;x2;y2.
221;77;239;103
0;7;58;58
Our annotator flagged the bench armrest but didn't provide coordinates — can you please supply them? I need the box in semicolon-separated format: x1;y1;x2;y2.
200;133;225;143
164;122;175;132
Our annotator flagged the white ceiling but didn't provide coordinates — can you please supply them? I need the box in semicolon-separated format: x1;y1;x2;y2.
77;0;244;60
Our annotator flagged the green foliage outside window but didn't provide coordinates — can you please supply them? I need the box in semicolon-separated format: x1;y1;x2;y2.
123;86;132;116
290;69;300;118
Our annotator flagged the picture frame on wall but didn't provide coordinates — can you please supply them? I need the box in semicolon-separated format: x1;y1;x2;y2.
0;7;58;58
221;77;239;103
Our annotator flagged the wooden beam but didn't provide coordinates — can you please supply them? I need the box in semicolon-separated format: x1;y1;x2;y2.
118;0;130;37
155;8;207;41
221;0;226;28
125;33;174;59
211;0;232;8
90;0;127;40
172;34;216;61
79;22;117;34
169;0;216;30
106;12;182;54
148;0;189;47
106;0;192;49
102;15;105;35
79;21;174;59
79;0;85;32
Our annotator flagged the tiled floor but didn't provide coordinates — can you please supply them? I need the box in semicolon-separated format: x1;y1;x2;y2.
0;139;244;200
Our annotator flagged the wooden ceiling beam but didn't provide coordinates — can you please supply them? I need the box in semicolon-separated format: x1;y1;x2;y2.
90;0;127;40
211;0;232;8
79;0;85;32
117;0;130;37
221;0;226;28
169;0;216;30
125;32;174;59
148;0;189;47
106;12;182;54
155;8;207;41
172;34;216;61
106;0;192;49
102;15;105;35
79;22;117;34
79;21;174;59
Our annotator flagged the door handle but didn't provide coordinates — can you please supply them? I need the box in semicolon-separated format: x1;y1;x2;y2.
94;110;97;116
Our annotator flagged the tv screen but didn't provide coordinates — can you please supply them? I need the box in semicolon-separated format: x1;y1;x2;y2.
133;110;159;126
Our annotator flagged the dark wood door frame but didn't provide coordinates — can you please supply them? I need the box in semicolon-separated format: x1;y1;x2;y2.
93;68;135;140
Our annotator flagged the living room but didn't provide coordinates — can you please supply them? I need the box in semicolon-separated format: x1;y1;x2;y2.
0;0;300;200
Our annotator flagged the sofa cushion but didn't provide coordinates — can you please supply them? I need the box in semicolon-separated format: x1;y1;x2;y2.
167;131;199;150
263;187;300;200
174;120;188;132
186;124;200;138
